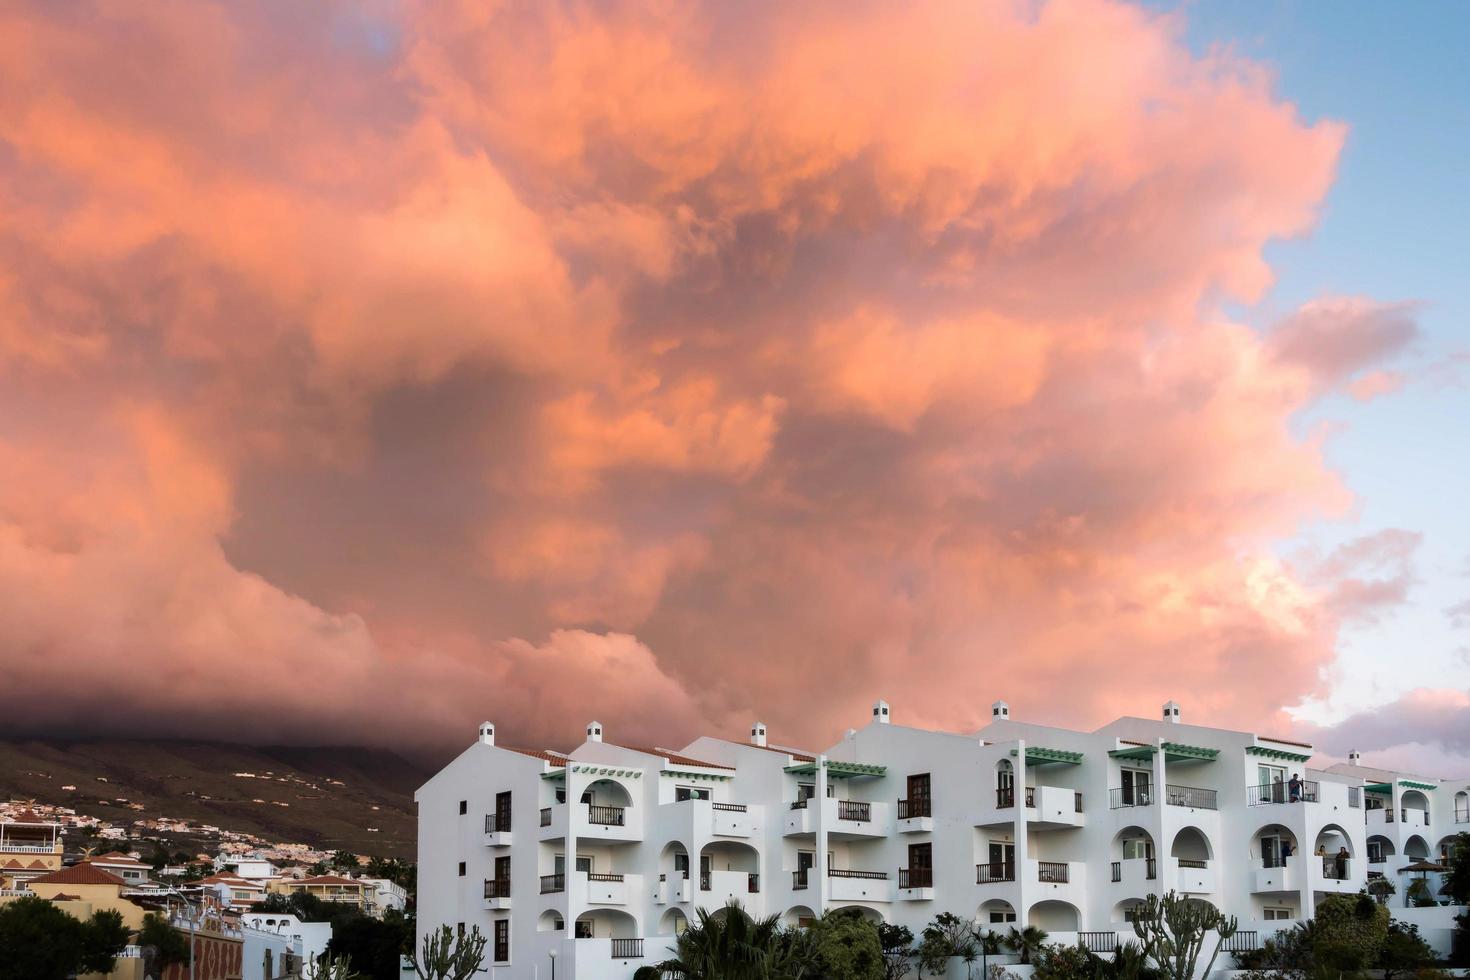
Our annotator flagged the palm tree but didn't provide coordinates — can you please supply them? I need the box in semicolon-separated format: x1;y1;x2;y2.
658;900;818;980
1004;924;1048;965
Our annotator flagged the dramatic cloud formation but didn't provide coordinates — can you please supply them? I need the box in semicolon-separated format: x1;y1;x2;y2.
1308;688;1470;777
0;0;1424;753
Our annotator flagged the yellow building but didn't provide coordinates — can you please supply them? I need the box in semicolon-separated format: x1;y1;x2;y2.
24;862;149;931
0;807;63;888
271;873;366;910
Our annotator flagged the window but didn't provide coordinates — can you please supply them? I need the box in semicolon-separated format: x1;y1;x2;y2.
457;862;466;877
1367;839;1385;864
989;910;1017;923
494;920;509;962
1348;786;1361;808
551;916;564;930
581;790;593;805
797;783;815;801
495;791;512;832
1264;908;1293;921
575;919;593;939
1122;837;1154;861
676;786;711;802
458;800;467;815
555;787;567;804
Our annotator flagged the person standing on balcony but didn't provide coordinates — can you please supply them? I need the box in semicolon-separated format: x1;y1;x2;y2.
1289;774;1303;802
1336;847;1349;879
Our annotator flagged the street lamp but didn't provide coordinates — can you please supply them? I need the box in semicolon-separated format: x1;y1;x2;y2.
548;947;557;980
157;883;197;980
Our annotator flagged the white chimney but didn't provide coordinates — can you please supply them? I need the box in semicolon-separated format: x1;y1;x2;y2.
992;700;1010;720
1163;700;1181;724
873;699;891;724
586;721;603;743
1348;750;1362;766
751;722;768;747
478;721;495;746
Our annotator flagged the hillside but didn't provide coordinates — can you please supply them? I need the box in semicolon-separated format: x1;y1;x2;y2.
0;738;432;859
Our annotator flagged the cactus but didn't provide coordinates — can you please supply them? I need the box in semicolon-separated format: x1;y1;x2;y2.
304;954;359;980
408;925;488;980
1131;891;1237;980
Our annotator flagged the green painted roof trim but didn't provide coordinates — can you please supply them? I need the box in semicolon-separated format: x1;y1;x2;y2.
660;769;733;782
1162;742;1219;761
1247;745;1312;763
1108;746;1156;761
1399;780;1437;791
782;760;887;778
1365;783;1393;794
1009;747;1084;766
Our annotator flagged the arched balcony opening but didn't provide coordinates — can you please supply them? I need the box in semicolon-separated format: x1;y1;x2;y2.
1029;899;1080;932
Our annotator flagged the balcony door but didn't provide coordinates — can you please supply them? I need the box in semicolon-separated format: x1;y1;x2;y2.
1121;768;1152;805
495;791;512;832
1257;764;1286;803
988;841;1014;874
908;842;932;886
907;773;931;807
494;855;510;884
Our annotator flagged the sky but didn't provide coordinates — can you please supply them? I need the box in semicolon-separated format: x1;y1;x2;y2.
0;0;1466;771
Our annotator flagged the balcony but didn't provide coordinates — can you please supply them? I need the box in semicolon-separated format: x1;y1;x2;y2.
993;786;1085;827
976;862;1016;885
1247;781;1319;806
1110;858;1157;891
540;873;565;894
1173;859;1216;894
792;869;810;890
898;867;934;898
1109;787;1154;809
1037;861;1069;883
582;871;636;906
1252;857;1300;894
610;938;644;960
896;796;934;833
784;797;889;838
1165;785;1218;810
828;869;893;903
665;799;759;840
483;878;511;910
655;872;691;905
538;803;565;840
1311;856;1358;894
696;870;761;913
580;802;642;842
1455;806;1469;824
483;813;512;847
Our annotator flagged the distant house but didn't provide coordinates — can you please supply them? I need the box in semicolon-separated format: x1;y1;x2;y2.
191;871;269;911
87;851;154;886
19;862;148;931
0;808;64;888
241;910;333;964
271;874;366;910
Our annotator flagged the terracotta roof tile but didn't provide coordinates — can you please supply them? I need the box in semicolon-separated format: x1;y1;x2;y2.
3;809;51;825
712;738;816;763
505;747;571;764
50;893;82;902
31;864;126;886
647;746;736;771
294;875;361;886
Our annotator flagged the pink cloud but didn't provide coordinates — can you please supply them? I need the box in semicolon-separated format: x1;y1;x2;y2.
0;0;1420;752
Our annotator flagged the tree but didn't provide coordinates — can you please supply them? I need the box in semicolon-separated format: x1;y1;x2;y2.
1004;925;1048;965
918;912;978;977
79;908;131;975
1130;891;1236;980
878;922;915;980
0;894;128;980
658;901;820;980
139;911;192;980
809;908;884;980
1377;920;1434;980
329;910;414;980
1443;833;1470;906
331;850;361;872
1310;893;1389;972
305;953;361;980
408;924;487;980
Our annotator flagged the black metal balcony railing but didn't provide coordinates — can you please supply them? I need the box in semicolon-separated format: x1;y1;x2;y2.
1037;861;1069;883
540;807;552;827
1321;857;1351;880
1247;781;1318;805
540;873;564;894
996;787;1037;808
790;799;809;810
899;867;933;889
1147;858;1157;880
976;862;1016;884
1457;807;1470;824
748;873;760;893
588;804;626;826
1111;861;1121;882
483;878;511;898
1177;858;1208;869
1110;787;1153;808
699;872;711;891
711;802;747;812
829;869;888;879
485;813;512;833
1166;785;1218;810
1222;931;1261;953
837;800;871;822
897;797;931;819
610;939;644;959
1075;791;1083;813
1081;932;1120;954
792;869;809;890
1368;853;1386;865
587;873;624;882
1261;853;1288;869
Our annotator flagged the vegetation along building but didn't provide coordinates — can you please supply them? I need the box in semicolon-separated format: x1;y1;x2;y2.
415;700;1470;978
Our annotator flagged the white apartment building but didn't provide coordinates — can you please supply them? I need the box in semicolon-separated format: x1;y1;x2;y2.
415;703;1470;978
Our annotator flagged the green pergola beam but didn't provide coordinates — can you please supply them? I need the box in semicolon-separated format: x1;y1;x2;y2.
1247;745;1312;763
1009;747;1084;766
782;760;888;778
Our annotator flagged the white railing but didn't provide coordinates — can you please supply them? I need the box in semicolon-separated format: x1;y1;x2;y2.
0;843;59;853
